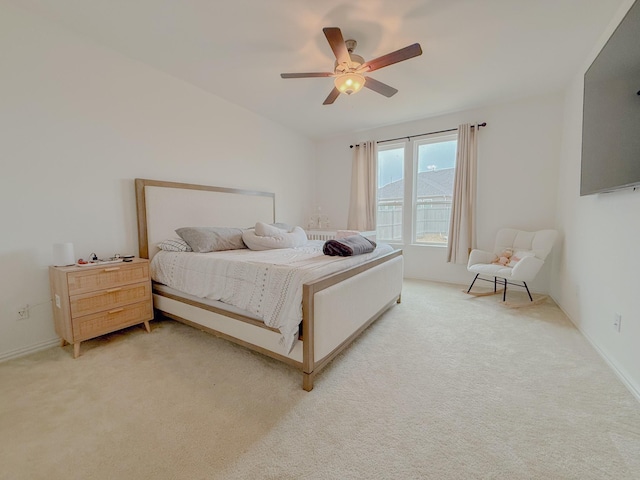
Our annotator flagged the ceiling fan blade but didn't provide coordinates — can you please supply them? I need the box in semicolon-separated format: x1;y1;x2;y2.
323;87;341;105
323;27;350;64
358;43;423;73
281;72;334;78
363;76;398;97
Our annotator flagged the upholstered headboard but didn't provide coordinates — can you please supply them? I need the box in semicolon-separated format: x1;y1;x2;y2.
135;178;275;259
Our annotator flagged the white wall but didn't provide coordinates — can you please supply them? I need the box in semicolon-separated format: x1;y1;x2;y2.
551;0;640;397
315;92;563;289
0;4;315;359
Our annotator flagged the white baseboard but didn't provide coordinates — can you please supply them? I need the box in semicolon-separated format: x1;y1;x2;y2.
550;294;640;403
0;338;60;363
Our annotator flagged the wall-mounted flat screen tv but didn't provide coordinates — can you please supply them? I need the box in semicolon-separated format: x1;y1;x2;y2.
581;0;640;196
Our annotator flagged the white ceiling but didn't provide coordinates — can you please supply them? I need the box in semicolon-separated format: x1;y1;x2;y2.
11;0;628;139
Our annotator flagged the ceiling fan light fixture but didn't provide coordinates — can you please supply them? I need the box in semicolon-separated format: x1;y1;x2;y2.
280;27;422;104
334;72;365;95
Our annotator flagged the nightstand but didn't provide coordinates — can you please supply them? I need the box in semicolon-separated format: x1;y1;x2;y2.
49;258;153;358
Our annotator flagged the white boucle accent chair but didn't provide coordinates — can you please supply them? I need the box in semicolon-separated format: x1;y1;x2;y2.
466;228;558;301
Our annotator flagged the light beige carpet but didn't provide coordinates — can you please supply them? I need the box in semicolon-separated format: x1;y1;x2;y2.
1;280;639;480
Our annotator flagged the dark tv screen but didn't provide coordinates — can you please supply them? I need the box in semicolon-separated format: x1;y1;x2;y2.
581;0;640;196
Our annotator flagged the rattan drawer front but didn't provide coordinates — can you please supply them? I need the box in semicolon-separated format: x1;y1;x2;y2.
67;263;150;295
72;301;153;341
70;281;151;317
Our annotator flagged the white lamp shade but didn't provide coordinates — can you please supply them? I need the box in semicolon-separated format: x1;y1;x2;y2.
334;73;365;95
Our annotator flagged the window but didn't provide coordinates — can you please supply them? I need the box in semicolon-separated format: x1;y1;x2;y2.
376;134;457;245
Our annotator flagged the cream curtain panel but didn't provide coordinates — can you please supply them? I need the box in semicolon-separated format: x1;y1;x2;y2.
347;141;377;231
447;123;478;264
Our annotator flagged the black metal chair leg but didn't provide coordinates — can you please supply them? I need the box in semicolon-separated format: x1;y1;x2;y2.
468;275;534;303
467;274;479;293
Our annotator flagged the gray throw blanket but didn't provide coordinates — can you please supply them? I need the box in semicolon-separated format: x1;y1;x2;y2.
323;234;377;257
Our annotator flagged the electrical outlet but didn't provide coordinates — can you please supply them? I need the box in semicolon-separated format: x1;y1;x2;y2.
613;313;622;332
17;305;30;320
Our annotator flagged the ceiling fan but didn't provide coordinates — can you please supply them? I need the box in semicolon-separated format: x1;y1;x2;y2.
280;27;423;105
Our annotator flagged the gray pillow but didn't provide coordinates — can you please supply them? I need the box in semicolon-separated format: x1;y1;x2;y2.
157;238;193;252
175;227;247;253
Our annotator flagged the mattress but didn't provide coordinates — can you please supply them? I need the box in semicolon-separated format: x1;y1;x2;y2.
153;284;263;322
150;240;394;352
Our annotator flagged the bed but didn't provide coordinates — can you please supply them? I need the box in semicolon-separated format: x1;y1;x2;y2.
135;178;403;391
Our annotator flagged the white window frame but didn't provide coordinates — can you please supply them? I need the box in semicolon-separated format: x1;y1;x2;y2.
376;133;457;247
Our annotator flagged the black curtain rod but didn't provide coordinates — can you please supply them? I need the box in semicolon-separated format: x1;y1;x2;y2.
349;122;487;148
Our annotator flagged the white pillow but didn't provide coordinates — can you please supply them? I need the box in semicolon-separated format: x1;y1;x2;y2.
255;221;289;237
508;250;535;267
243;226;308;251
271;222;294;232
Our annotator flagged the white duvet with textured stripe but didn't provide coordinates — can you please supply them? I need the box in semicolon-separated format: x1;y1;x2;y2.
150;240;393;352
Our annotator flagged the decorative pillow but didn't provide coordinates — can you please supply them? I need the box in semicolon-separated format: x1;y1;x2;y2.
255;221;289;237
242;226;308;251
175;227;247;253
157;238;193;252
508;250;536;267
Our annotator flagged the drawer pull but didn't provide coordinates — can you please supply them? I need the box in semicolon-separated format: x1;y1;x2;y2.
103;267;121;272
106;288;122;294
107;308;124;314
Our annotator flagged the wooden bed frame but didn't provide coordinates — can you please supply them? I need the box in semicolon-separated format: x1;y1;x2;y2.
135;178;403;391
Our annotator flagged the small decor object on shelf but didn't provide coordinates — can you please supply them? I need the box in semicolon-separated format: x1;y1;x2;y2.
308;206;330;230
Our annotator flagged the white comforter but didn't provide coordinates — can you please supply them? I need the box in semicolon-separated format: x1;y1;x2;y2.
150;240;394;352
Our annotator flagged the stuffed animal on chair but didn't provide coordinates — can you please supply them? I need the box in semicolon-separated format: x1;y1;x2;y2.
493;249;513;266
